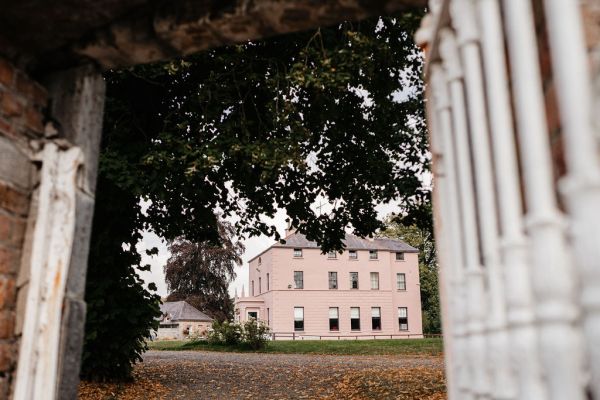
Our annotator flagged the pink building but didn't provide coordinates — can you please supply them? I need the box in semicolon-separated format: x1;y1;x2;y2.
235;231;423;339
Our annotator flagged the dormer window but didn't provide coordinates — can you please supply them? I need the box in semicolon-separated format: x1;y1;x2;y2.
395;252;405;261
293;248;303;258
369;250;378;260
327;251;337;259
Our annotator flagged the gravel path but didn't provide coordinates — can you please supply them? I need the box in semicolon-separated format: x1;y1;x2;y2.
136;351;445;399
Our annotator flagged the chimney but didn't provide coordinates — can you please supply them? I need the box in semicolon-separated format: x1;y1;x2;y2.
285;220;297;237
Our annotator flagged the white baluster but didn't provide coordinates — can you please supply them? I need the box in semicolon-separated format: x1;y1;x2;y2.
440;28;489;400
501;1;586;399
542;0;600;397
431;63;466;400
476;0;547;398
450;1;515;398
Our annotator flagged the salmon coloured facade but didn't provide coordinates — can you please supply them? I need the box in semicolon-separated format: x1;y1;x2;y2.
235;231;423;339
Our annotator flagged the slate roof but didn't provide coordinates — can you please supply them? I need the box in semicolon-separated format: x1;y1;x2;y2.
249;232;418;263
159;301;213;322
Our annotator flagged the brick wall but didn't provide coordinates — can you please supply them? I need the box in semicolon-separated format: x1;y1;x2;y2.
0;56;47;398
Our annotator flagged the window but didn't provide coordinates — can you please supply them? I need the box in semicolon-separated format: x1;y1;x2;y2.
370;272;379;290
258;257;262;265
349;250;358;259
350;272;359;289
248;311;258;320
351;307;361;330
267;308;270;326
369;250;378;260
397;273;406;291
396;252;405;261
259;277;262;294
398;307;408;330
252;280;255;296
328;271;338;289
329;307;339;331
372;307;381;330
294;248;303;258
294;307;304;331
327;251;337;259
267;273;270;291
294;271;304;289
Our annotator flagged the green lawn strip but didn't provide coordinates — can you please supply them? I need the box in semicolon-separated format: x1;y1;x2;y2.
147;338;443;356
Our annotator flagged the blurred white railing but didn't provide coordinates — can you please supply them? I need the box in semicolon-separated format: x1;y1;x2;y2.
418;1;600;399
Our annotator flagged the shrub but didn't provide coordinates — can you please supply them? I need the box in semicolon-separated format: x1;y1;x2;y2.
207;320;242;345
242;319;270;350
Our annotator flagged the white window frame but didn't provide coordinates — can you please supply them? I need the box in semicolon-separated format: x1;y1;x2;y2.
349;250;358;260
369;250;378;260
350;272;359;289
294;307;304;331
293;248;303;258
350;307;361;331
328;271;338;289
294;271;304;289
370;272;379;290
397;273;406;291
398;307;408;331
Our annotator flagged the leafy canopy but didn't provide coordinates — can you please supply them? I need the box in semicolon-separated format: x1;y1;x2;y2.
101;12;428;251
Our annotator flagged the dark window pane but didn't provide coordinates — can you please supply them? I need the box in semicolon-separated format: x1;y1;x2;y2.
372;317;381;330
351;318;361;330
329;318;339;331
294;320;304;331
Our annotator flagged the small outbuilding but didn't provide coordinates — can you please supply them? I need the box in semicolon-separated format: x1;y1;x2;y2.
156;301;213;340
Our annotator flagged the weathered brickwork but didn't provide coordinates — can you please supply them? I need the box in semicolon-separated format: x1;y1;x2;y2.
0;56;47;399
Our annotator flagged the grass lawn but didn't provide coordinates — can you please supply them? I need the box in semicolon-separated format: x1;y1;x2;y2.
147;337;443;356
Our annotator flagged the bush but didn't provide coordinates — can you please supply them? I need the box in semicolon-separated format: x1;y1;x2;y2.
207;319;269;349
242;319;270;350
207;320;242;345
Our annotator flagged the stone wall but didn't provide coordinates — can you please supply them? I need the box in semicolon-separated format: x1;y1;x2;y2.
0;56;47;399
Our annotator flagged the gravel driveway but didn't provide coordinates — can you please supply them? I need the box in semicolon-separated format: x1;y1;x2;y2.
135;350;445;399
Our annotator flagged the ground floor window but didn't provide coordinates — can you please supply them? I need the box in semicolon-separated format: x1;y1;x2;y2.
248;311;258;320
294;307;304;331
371;307;381;330
398;307;408;331
350;307;360;330
267;308;270;326
329;307;339;331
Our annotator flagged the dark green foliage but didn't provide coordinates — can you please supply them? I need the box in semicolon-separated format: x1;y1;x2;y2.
241;319;270;350
81;175;162;381
206;319;269;350
207;320;242;345
83;10;428;381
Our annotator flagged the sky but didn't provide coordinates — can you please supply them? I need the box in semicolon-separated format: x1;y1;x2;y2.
136;202;403;299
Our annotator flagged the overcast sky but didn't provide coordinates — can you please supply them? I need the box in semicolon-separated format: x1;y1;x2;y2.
136;201;403;299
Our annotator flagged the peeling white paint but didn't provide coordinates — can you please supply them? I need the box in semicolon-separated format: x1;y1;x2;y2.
14;143;83;400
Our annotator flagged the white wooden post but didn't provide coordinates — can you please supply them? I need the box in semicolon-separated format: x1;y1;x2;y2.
542;1;600;397
430;63;465;400
450;1;515;398
440;28;489;400
14;143;84;400
501;1;586;399
475;0;547;398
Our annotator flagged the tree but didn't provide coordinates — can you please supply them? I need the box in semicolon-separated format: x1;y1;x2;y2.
380;203;441;334
165;221;244;322
83;9;428;381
